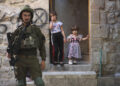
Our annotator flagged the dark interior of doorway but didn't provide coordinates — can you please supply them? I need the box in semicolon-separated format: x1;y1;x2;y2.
49;0;89;64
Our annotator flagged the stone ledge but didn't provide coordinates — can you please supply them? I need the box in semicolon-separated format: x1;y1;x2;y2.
43;71;97;86
49;64;91;71
43;71;96;78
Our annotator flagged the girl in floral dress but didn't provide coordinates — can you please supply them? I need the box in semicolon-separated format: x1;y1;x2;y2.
67;26;88;64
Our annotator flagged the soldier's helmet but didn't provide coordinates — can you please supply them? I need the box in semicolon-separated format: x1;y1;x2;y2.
19;5;34;20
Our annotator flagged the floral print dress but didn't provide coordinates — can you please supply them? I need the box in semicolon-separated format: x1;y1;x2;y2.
67;34;83;59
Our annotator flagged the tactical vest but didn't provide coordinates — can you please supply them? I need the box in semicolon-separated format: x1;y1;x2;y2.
16;25;40;49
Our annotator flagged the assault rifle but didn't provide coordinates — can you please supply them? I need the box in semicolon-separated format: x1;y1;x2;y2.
7;24;29;66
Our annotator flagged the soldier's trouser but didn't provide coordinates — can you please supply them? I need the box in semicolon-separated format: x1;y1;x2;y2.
15;55;44;86
17;77;44;86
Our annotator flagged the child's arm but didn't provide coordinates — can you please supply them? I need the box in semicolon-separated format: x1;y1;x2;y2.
67;34;72;42
49;21;53;29
82;35;89;41
60;26;66;43
67;38;71;42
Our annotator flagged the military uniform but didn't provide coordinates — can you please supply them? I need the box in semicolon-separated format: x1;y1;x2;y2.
12;24;46;86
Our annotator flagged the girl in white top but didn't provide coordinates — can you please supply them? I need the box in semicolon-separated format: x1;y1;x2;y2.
49;11;66;66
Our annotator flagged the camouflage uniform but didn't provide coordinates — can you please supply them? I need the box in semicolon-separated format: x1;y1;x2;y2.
12;24;46;86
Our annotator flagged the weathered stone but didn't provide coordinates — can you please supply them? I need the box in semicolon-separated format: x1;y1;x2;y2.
116;0;120;10
115;77;120;86
0;79;9;86
43;71;97;86
0;0;5;2
107;53;116;64
103;64;116;75
91;0;105;9
0;34;3;44
91;51;107;64
115;65;120;73
91;38;102;50
98;77;114;86
66;78;97;86
10;0;24;4
0;46;7;56
91;64;99;74
100;10;107;24
0;24;7;34
111;23;120;41
103;42;117;53
107;12;115;24
29;0;38;2
91;9;99;24
105;1;115;12
115;11;120;23
115;54;120;65
91;24;109;38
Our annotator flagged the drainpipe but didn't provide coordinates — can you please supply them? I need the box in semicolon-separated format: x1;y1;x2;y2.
99;48;102;77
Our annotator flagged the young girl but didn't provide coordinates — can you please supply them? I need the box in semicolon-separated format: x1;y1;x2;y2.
67;26;88;64
49;11;66;65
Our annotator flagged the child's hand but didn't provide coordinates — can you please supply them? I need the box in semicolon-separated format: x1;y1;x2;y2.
86;35;89;39
64;38;67;43
49;22;53;29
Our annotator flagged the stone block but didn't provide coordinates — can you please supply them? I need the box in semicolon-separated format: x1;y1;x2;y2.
100;10;107;24
105;0;115;12
115;77;120;86
29;0;38;2
115;54;120;65
115;65;120;73
90;38;102;50
116;0;120;10
91;24;109;38
91;51;107;64
0;0;5;3
43;73;66;86
66;78;97;86
107;53;116;64
91;64;99;74
103;64;116;75
91;0;105;9
0;34;3;44
107;12;115;24
103;42;117;53
98;77;114;86
0;79;9;86
91;9;100;24
0;46;7;56
10;0;24;4
43;71;97;86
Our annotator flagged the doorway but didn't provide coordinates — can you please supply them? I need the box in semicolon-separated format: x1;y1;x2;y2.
49;0;89;64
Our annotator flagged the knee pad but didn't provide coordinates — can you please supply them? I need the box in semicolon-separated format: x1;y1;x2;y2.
34;77;45;86
17;79;26;86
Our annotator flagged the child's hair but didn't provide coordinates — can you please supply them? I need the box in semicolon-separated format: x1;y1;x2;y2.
71;25;79;31
50;11;57;16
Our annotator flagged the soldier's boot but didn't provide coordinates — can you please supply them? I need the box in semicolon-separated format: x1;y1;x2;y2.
17;79;26;86
34;77;45;86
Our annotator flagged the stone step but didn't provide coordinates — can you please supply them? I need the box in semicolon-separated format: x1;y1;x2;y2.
0;71;97;86
43;71;97;86
49;64;91;71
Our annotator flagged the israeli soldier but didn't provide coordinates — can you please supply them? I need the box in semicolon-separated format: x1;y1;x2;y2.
7;5;46;86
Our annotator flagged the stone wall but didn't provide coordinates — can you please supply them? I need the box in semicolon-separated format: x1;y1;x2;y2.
90;0;120;76
0;0;120;85
0;0;49;85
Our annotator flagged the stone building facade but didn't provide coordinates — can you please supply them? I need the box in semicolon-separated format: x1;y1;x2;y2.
0;0;49;85
0;0;120;86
